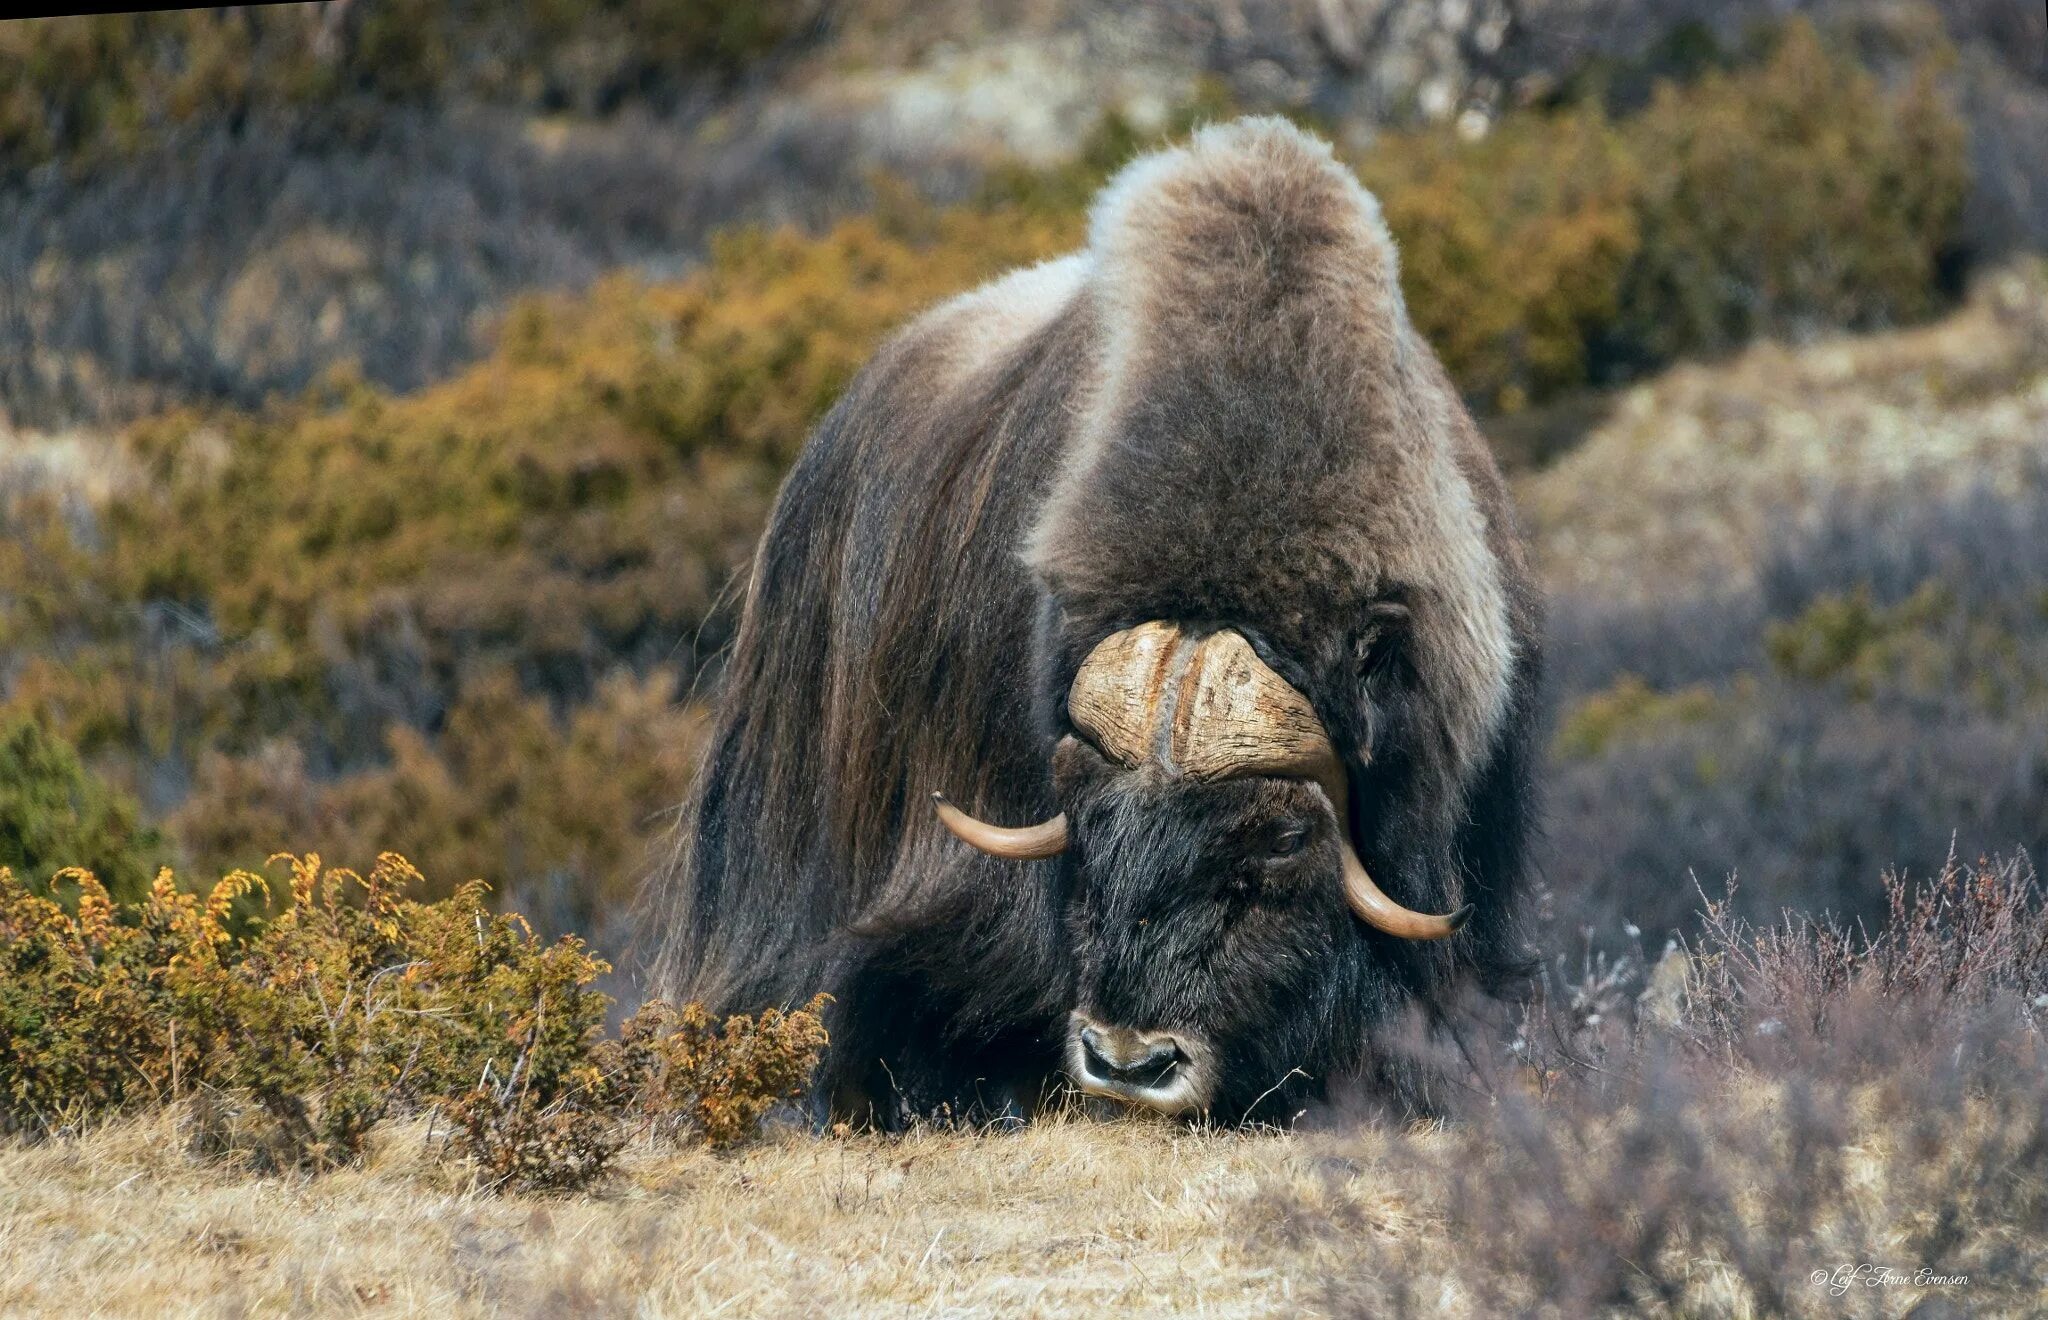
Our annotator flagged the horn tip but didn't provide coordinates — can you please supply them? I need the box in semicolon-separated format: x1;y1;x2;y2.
1446;903;1475;933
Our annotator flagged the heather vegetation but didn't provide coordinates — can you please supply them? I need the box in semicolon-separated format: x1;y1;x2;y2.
1543;477;2048;939
1273;853;2048;1317
1533;260;2048;941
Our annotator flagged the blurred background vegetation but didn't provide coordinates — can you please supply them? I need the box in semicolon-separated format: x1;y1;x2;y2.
1;0;2044;962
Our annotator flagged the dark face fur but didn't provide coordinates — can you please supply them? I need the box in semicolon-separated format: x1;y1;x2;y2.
1050;734;1372;1119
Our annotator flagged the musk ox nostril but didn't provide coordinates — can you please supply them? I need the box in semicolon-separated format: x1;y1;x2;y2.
1079;1026;1182;1090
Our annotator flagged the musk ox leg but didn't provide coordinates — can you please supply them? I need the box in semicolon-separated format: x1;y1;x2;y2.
810;958;1066;1131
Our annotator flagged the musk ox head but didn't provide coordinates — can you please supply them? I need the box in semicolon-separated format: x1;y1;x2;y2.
931;119;1537;1120
938;622;1471;1115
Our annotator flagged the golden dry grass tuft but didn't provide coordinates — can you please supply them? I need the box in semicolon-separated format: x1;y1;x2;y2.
7;1060;2040;1317
0;1107;1422;1318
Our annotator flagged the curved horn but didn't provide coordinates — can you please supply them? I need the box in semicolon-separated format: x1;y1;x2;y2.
1297;756;1471;940
1173;630;1472;940
931;792;1069;859
1308;755;1471;941
1338;838;1473;940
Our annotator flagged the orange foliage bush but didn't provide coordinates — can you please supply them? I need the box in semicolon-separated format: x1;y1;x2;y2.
0;853;829;1188
1359;105;1640;411
2;200;1075;915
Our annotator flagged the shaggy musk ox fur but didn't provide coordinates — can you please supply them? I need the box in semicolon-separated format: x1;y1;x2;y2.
645;118;1542;1126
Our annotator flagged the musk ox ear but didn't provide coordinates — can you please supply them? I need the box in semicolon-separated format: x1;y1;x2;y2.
1351;606;1411;701
1354;599;1411;668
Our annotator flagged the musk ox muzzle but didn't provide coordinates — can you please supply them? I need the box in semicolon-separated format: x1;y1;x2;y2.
934;621;1472;941
1065;1014;1211;1114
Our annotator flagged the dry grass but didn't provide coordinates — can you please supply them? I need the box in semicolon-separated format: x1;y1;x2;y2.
0;1106;1422;1318
11;749;2037;1309
8;1067;2038;1317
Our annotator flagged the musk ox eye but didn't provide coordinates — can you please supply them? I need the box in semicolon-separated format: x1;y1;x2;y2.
1265;823;1309;859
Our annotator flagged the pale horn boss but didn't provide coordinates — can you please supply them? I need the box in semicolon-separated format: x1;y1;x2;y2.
934;621;1471;941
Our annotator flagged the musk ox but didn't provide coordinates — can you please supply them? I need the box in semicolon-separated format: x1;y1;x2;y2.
646;116;1541;1125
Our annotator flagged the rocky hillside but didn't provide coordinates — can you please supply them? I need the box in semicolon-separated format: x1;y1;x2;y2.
1525;261;2048;602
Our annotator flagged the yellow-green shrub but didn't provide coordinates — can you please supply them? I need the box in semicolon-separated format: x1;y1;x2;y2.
1620;19;1967;357
0;717;164;904
608;994;832;1149
1766;586;1931;689
0;853;829;1188
1359;107;1640;411
1764;581;2043;713
0;867;166;1130
1553;673;1725;760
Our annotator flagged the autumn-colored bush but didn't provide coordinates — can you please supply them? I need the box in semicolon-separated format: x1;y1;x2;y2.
608;995;832;1148
0;0;857;425
1359;106;1641;412
0;853;828;1190
1620;19;1968;359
